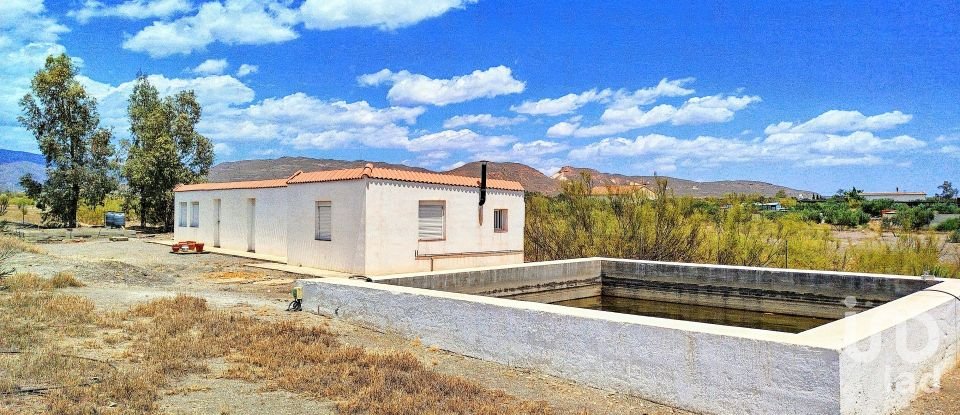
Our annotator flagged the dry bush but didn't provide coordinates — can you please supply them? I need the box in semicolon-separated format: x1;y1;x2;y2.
2;272;83;292
0;235;42;254
121;295;553;415
49;272;84;288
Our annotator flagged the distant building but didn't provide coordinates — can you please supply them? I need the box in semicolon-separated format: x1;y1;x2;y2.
861;191;927;202
754;202;787;212
173;164;524;275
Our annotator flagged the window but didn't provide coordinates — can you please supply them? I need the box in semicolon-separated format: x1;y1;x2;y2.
494;209;508;232
178;202;187;227
189;202;200;227
418;201;445;240
315;201;332;241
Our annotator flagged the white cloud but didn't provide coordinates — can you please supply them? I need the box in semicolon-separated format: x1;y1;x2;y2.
69;0;192;23
941;145;960;157
0;0;70;151
764;110;912;134
511;88;612;116
470;140;568;175
299;0;477;30
207;92;425;150
568;125;926;172
79;73;256;131
442;113;526;129
213;141;234;157
608;77;696;109
190;58;228;75
546;121;579;137
512;78;695;117
406;129;516;152
670;94;761;125
121;0;478;57
122;0;299;57
551;94;761;138
358;65;525;106
236;63;258;77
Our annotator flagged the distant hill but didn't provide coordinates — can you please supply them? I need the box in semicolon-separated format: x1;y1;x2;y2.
552;166;818;199
207;156;819;199
0;150;45;191
208;156;430;182
445;161;561;195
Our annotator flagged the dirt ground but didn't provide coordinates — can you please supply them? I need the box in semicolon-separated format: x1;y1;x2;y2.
7;237;960;414
5;238;689;415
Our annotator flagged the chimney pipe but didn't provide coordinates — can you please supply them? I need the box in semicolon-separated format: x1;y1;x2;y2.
479;161;488;206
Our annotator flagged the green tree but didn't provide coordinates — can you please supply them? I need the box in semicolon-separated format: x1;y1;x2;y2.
121;74;214;229
0;194;8;217
17;54;116;228
938;181;957;199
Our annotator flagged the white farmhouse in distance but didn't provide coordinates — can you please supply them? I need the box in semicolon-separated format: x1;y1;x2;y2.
173;164;525;275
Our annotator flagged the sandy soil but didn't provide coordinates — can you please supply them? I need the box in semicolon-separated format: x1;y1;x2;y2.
8;238;688;415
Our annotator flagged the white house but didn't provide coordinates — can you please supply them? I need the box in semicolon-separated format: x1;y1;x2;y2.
173;164;525;275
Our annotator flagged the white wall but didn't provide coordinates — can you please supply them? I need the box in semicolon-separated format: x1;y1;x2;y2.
285;180;367;274
173;187;287;257
363;180;524;275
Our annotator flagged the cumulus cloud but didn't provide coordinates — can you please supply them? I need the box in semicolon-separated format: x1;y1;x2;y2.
190;58;228;75
236;63;258;77
511;78;696;117
359;66;525;106
470;140;569;175
119;0;478;57
122;0;299;57
568;121;926;172
607;77;696;109
510;89;613;116
405;129;516;152
69;0;192;23
550;94;761;138
299;0;477;30
442;113;526;129
764;110;912;134
0;0;69;150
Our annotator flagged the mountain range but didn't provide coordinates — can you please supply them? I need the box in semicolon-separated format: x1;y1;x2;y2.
0;150;817;198
208;156;818;198
0;149;45;191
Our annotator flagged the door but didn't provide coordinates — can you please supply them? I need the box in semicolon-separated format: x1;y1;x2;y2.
247;198;256;252
213;199;221;248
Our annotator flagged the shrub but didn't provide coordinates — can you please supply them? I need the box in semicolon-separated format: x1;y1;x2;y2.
949;230;960;244
935;218;960;232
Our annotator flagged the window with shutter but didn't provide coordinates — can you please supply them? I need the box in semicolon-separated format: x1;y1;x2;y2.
494;209;508;232
190;202;200;227
315;201;332;241
178;202;187;227
418;201;445;240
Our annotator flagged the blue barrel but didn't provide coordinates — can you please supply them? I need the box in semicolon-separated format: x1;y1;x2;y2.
105;211;126;228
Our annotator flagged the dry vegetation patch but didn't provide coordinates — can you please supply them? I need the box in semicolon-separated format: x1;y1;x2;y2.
1;275;557;415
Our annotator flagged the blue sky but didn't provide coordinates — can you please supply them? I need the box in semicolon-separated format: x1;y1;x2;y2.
1;1;958;194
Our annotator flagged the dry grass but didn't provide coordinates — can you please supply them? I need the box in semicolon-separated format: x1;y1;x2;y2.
0;235;42;254
1;272;83;292
1;282;556;415
124;295;553;415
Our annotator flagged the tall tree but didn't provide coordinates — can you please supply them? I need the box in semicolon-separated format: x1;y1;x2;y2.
938;181;957;199
18;54;116;228
121;74;213;229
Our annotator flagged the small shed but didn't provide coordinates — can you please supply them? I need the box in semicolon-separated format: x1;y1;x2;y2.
173;164;524;275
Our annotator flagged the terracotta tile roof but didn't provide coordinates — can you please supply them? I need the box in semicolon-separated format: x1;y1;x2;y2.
178;164;523;192
288;163;525;191
174;178;290;192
